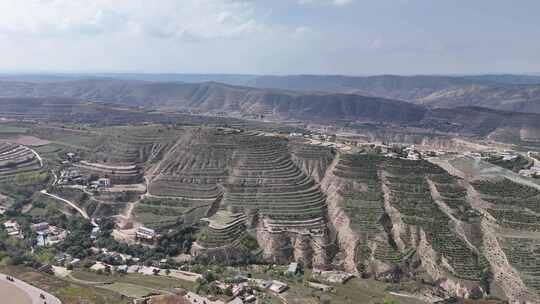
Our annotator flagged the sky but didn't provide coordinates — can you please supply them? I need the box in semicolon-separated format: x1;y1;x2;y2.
0;0;539;75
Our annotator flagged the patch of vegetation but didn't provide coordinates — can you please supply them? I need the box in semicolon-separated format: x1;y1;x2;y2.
486;155;532;172
472;178;540;213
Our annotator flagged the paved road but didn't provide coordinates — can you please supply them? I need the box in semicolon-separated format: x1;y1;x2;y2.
0;273;62;304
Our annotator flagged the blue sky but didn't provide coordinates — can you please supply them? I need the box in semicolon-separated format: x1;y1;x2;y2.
0;0;539;75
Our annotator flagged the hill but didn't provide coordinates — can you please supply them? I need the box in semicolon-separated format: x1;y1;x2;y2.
1;94;540;147
247;75;540;114
4;74;540;115
0;80;427;125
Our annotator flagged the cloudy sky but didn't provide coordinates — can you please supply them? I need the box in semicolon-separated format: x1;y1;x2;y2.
1;0;539;75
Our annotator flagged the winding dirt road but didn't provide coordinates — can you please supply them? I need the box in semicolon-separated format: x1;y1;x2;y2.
40;189;89;219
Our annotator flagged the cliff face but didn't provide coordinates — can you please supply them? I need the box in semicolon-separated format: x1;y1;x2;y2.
319;154;361;273
317;153;517;300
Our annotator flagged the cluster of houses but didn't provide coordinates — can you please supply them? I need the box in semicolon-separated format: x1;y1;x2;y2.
92;247;139;264
289;132;334;141
58;166;112;190
465;150;520;161
59;151;114;190
520;151;540;178
3;219;23;239
380;145;446;161
2;219;70;246
58;167;85;185
519;166;540;178
32;222;68;247
462;150;540;178
54;253;82;268
182;277;285;304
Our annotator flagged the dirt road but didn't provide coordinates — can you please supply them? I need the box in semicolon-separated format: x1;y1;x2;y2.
40;190;89;219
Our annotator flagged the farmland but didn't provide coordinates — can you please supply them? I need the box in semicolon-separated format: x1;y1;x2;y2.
0;116;535;303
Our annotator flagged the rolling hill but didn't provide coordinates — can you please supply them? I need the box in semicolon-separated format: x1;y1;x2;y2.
247;75;540;113
1;79;540;146
0;79;427;124
2;74;540;114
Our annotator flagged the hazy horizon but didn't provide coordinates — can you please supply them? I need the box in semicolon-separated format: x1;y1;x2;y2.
1;71;540;78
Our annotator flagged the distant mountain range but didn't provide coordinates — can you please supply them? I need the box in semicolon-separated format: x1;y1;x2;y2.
246;75;540;114
1;79;540;147
0;79;426;125
1;73;540;114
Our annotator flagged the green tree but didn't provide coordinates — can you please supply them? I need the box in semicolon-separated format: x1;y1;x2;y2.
383;298;399;304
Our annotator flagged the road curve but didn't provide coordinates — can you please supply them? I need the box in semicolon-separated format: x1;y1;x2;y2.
40;190;89;219
27;147;44;168
0;273;62;304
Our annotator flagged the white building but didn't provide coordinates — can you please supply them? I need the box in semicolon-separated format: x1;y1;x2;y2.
97;178;111;188
502;154;518;161
136;226;156;240
90;227;100;240
3;220;23;239
260;280;288;293
407;150;421;161
287;262;299;274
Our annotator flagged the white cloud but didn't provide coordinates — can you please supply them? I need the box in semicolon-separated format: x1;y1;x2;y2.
298;0;354;6
0;0;268;40
292;26;319;38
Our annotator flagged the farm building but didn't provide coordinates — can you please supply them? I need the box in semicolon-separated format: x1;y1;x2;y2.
136;226;156;240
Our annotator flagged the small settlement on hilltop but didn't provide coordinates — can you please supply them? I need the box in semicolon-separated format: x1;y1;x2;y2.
289;131;449;161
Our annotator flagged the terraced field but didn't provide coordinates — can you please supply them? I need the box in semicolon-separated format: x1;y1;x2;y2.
331;154;392;268
471;177;540;293
136;131;328;263
93;125;180;164
500;238;540;294
135;197;211;229
224;133;327;234
324;153;491;288
383;159;488;281
74;161;143;184
0;142;43;180
197;211;247;248
429;172;476;221
142;129;236;229
289;139;335;182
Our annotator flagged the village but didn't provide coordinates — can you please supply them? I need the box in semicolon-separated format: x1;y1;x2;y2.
1;211;356;304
